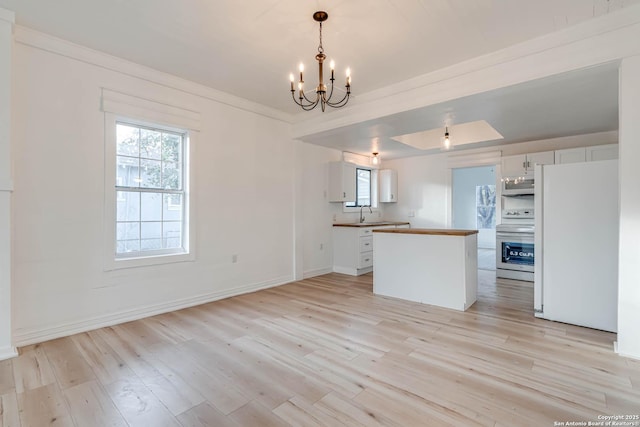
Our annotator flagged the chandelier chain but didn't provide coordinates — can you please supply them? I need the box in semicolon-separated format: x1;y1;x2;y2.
317;22;324;54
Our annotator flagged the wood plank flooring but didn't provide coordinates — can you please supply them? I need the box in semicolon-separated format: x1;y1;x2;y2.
1;270;639;426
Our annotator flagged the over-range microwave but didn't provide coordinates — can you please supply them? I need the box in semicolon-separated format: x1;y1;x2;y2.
501;176;534;196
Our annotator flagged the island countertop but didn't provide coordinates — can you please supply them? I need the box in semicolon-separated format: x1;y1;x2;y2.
373;228;478;236
333;221;410;228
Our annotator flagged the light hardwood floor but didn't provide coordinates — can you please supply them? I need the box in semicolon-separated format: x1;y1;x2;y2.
1;271;639;426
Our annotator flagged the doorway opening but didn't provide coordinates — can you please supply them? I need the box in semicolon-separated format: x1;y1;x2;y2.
452;165;496;271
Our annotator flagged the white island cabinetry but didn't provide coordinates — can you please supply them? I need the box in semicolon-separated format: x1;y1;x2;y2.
333;222;410;276
373;228;478;311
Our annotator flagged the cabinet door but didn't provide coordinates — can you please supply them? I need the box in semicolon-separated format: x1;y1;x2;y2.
379;169;398;203
555;148;586;164
527;151;555;169
586;144;618;162
501;154;527;177
328;162;356;202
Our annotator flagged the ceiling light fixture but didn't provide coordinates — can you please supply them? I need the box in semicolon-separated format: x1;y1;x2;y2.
443;127;451;150
372;152;379;165
289;11;351;112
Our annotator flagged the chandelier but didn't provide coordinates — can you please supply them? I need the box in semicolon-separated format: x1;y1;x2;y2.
289;11;351;112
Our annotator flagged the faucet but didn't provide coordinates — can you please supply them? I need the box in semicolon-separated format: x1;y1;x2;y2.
360;205;373;223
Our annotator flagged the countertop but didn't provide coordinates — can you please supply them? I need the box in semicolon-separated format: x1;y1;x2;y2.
333;221;411;228
373;228;478;236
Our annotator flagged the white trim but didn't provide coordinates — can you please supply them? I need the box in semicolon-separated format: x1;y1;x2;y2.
103;113;196;271
13;275;293;347
0;8;14;25
14;26;292;124
447;150;502;169
342;152;376;167
102;89;201;131
0;345;17;361
303;267;333;279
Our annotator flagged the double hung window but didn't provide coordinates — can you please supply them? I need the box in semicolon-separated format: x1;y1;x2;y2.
345;168;373;207
115;122;187;257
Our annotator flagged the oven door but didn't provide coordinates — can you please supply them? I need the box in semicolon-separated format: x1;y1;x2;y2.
496;232;534;272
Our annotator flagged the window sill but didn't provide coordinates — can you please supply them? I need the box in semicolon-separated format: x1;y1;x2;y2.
104;250;195;271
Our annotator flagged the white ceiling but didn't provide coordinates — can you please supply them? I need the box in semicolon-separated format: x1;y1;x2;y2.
0;0;633;156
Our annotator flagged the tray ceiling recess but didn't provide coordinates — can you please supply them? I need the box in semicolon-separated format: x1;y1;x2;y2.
391;120;504;151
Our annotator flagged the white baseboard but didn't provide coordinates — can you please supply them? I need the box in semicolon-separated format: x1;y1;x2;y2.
303;267;333;279
13;275;292;347
0;345;18;361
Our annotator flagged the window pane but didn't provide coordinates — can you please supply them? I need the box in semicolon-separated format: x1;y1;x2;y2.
476;185;497;229
116;156;140;187
116;222;140;253
140;128;162;160
141;192;162;221
162;133;182;162
116;124;139;156
116;191;140;222
141;222;162;251
163;194;183;221
163;221;182;249
356;168;371;207
162;161;182;190
140;159;162;188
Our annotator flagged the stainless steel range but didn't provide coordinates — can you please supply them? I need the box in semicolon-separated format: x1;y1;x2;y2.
496;209;534;281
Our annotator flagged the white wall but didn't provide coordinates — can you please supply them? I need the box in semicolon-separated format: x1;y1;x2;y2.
617;56;640;358
10;34;297;345
294;142;341;279
0;9;16;360
382;153;452;228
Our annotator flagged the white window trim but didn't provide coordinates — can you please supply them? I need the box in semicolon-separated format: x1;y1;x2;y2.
103;108;197;271
343;166;380;213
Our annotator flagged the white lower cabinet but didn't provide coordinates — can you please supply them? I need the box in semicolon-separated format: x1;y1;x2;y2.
333;224;409;275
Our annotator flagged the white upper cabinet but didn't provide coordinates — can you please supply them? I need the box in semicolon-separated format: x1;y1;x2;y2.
501;151;554;176
555;147;586;164
586;144;618;162
328;162;356;202
379;169;398;203
555;144;618;164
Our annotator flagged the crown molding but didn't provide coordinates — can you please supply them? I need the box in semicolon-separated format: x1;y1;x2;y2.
292;3;640;139
0;8;14;25
13;25;294;124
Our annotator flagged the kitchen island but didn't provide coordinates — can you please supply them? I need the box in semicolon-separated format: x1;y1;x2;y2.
373;228;478;311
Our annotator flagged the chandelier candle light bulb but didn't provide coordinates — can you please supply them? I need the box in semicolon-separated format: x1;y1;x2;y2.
289;11;352;111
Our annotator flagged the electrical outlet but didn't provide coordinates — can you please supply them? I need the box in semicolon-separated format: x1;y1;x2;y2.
333;214;337;222
408;210;415;217
320;243;324;250
232;254;238;263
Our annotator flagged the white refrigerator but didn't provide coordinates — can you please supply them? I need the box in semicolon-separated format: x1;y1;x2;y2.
534;160;618;332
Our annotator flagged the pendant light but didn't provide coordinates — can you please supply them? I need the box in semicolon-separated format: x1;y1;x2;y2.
372;152;380;165
443;127;451;150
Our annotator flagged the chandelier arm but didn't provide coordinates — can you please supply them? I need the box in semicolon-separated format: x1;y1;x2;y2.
325;91;350;108
325;79;335;102
300;90;319;105
291;91;320;110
